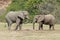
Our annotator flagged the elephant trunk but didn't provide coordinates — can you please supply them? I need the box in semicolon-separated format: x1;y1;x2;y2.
24;16;29;24
25;16;29;23
25;19;29;24
33;18;37;30
33;22;35;30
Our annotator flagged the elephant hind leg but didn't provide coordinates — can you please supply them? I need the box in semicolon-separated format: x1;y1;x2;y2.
49;25;52;30
41;24;43;30
19;24;22;30
6;18;12;30
49;25;54;30
8;22;12;30
39;23;43;30
52;25;54;30
39;25;41;30
6;20;12;30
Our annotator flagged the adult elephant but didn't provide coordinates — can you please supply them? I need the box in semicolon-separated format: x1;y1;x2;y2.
5;11;29;30
33;14;55;30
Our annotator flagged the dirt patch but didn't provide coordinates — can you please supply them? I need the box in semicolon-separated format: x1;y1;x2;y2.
0;23;60;40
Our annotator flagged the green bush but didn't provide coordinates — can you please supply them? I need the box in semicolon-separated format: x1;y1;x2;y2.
0;0;60;23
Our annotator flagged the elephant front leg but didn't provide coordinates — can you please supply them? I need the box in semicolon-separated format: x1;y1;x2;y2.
8;22;12;30
19;24;22;30
39;23;43;30
39;24;41;30
18;20;23;30
39;24;43;30
15;25;19;30
15;18;20;30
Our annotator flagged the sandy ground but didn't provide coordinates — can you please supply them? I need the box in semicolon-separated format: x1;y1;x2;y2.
0;23;60;40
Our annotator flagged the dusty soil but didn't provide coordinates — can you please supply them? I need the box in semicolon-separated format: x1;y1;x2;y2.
0;23;60;40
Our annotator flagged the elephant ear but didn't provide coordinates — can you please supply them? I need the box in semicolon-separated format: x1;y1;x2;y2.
18;13;24;19
22;11;29;19
37;15;45;23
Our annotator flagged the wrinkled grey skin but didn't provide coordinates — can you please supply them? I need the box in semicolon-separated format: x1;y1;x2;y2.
33;14;55;30
5;11;29;30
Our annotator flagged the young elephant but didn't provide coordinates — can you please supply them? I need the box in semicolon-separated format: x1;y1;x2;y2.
5;11;29;30
33;14;55;30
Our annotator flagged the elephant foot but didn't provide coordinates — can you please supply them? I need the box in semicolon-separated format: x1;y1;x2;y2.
49;29;51;30
14;28;21;31
14;28;18;31
14;29;20;31
33;28;34;30
33;28;35;30
33;27;35;30
52;28;55;30
8;28;10;31
18;29;21;31
38;28;40;30
49;29;55;30
41;28;43;30
38;28;43;30
52;27;55;30
38;27;41;30
15;26;19;31
14;29;17;31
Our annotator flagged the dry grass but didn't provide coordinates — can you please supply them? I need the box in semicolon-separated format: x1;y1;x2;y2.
0;23;60;40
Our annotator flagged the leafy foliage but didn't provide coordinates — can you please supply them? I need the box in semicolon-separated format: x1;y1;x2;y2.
0;0;60;23
7;0;42;14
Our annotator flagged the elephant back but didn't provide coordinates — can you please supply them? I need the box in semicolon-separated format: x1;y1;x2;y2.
44;14;55;24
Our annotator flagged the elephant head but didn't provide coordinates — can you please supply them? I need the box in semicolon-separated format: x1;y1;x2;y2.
33;15;40;29
33;15;45;30
37;15;45;23
18;11;29;23
23;11;29;19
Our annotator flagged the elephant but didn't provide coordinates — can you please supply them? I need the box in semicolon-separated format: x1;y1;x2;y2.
33;14;55;30
5;11;29;30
